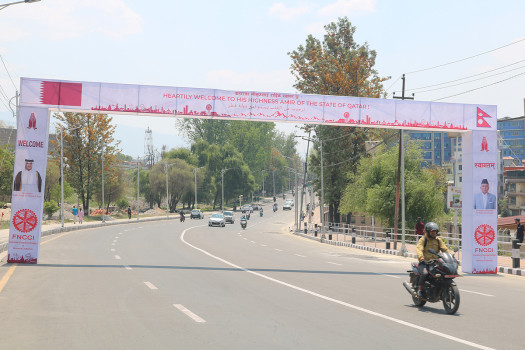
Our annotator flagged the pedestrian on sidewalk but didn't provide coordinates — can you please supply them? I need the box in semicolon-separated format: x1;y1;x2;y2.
72;205;78;224
415;217;425;241
127;206;132;220
78;208;83;224
515;218;524;244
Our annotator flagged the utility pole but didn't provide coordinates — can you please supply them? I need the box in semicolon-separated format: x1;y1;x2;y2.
392;74;414;255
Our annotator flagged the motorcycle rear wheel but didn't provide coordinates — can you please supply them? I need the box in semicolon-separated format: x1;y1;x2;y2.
442;284;460;315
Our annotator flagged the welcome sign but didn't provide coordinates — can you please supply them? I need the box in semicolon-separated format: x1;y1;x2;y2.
10;77;497;273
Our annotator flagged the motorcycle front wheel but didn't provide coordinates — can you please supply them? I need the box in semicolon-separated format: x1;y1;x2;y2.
411;293;426;307
442;284;460;315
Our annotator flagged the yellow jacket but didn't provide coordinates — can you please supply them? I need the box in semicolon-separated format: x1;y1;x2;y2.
416;233;449;261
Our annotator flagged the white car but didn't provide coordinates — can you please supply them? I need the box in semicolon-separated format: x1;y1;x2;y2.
286;199;294;207
283;203;292;210
208;213;226;227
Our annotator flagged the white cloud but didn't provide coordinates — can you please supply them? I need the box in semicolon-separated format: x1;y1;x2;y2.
204;69;296;94
0;0;142;42
268;2;312;21
317;0;376;17
304;22;326;36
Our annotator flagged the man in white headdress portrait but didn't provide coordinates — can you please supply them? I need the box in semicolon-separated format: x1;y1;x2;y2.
13;159;42;192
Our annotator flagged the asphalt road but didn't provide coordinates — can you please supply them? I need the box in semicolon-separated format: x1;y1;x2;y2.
0;207;523;350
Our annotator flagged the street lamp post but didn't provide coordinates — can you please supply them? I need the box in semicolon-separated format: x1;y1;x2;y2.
0;0;40;11
59;124;83;228
102;141;105;223
136;156;140;221
194;166;205;209
221;168;232;211
164;161;177;219
261;170;266;198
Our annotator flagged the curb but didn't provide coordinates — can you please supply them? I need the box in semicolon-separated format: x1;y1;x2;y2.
293;231;525;278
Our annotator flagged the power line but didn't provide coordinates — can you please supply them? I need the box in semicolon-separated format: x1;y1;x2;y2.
405;38;525;75
432;71;525;101
406;59;525;92
0;55;17;91
412;65;525;94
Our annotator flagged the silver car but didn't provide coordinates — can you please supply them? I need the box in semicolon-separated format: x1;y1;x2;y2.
208;213;226;227
223;211;235;224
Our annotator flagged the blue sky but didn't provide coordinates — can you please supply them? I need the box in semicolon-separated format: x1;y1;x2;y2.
1;0;524;158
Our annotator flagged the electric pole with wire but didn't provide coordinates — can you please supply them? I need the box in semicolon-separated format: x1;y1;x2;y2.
392;74;414;254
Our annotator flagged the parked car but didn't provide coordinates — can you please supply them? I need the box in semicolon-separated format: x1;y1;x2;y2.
283;203;292;210
223;211;235;224
191;209;204;219
208;213;226;227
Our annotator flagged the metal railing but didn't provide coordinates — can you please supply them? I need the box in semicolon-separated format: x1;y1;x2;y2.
296;222;524;261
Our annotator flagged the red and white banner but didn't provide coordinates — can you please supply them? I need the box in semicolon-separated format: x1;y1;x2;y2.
19;78;496;131
14;78;498;270
8;106;49;263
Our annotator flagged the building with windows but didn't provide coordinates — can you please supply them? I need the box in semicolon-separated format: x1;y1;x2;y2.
497;116;525;164
406;131;460;166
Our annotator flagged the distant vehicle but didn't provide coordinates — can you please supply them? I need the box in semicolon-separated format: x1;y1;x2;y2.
241;205;253;213
250;203;260;211
223;211;235;224
190;209;204;219
286;199;294;207
208;213;226;227
283;203;292;210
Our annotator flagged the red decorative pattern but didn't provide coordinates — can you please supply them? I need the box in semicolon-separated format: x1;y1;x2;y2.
12;209;38;233
475;224;495;246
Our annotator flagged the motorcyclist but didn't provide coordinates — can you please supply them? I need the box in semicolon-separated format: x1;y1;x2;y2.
180;211;185;221
240;214;247;227
416;222;449;298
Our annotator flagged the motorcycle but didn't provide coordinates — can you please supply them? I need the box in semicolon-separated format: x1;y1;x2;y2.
180;213;185;222
273;204;278;212
259;211;263;217
240;218;247;230
403;248;461;315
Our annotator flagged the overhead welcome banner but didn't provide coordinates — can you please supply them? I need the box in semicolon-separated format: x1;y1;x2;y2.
19;78;494;130
13;77;497;273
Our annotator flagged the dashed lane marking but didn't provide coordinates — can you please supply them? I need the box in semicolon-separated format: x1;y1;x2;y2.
173;304;206;323
144;281;158;290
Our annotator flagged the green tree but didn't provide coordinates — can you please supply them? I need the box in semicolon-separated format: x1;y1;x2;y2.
288;17;390;223
150;158;194;211
43;201;59;219
44;160;60;202
0;146;14;201
340;141;446;228
51;113;120;215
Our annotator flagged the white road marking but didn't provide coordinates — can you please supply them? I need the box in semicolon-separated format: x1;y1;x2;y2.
180;228;495;350
250;241;256;244
111;243;115;246
144;282;158;290
275;248;283;252
173;304;206;323
110;249;116;252
123;265;132;270
118;232;123;235
260;244;267;247
114;255;121;260
327;262;342;266
380;274;401;279
294;254;306;258
460;289;494;297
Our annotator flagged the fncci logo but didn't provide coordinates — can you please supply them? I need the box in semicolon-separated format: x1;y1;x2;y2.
474;224;495;246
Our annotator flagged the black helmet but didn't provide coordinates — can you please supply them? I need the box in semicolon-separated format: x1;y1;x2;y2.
425;222;439;235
